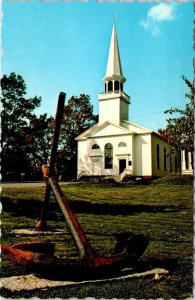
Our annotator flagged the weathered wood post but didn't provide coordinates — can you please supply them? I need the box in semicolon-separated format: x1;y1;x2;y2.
36;92;66;230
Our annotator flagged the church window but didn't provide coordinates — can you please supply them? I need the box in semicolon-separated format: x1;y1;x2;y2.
156;144;160;170
191;152;194;169
170;156;173;173
114;81;120;91
118;142;127;147
175;156;178;172
105;143;113;169
185;150;188;170
108;81;113;92
164;147;167;171
92;144;100;150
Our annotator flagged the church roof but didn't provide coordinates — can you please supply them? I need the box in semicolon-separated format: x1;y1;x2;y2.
75;119;167;142
103;25;126;83
75;120;159;141
121;120;153;134
75;121;134;141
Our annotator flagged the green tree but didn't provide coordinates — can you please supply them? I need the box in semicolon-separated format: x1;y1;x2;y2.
158;76;195;153
59;94;97;179
25;114;54;179
1;73;41;180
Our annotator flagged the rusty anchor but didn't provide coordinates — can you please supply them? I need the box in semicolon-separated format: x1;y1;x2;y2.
2;93;149;277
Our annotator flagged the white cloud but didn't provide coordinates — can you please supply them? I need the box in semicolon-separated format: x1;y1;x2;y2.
148;3;175;22
140;3;176;36
140;19;161;36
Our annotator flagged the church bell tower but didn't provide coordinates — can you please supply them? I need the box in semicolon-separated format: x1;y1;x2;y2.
98;25;130;125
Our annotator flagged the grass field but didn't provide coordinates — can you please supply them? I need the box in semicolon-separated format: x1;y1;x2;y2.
1;176;194;299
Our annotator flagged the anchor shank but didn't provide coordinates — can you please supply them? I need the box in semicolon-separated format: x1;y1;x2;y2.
49;177;93;261
48;92;66;177
36;92;66;230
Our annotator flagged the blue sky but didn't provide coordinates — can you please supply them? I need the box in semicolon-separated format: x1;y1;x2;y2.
2;1;194;131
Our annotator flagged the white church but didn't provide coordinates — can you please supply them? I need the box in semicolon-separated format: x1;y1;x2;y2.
76;25;182;181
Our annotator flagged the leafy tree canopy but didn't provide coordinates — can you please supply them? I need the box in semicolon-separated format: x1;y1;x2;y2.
1;73;44;180
58;94;97;179
26;114;54;170
1;73;97;181
158;76;195;153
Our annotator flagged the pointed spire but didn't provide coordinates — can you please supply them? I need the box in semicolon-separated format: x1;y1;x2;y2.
103;25;126;83
113;14;116;26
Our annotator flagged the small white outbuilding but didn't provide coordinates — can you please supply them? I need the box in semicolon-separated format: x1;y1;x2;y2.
76;25;180;181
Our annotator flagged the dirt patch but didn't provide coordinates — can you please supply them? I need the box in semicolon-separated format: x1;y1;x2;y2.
12;229;65;236
1;268;169;292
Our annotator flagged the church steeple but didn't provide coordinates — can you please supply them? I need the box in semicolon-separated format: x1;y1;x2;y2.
103;25;126;93
98;23;130;125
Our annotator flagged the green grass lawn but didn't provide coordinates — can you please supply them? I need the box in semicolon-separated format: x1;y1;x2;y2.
1;176;193;299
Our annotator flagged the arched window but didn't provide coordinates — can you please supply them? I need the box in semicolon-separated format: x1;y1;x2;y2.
164;147;166;171
156;144;160;170
108;81;113;92
118;142;127;147
114;81;120;91
105;143;113;169
92;144;100;150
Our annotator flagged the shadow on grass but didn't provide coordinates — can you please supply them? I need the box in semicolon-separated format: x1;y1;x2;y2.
1;197;183;220
1;250;178;281
33;257;179;281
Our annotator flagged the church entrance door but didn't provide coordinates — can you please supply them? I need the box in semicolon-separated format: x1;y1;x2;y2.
119;159;126;174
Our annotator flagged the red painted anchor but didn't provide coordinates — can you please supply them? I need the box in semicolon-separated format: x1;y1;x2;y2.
2;93;149;277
